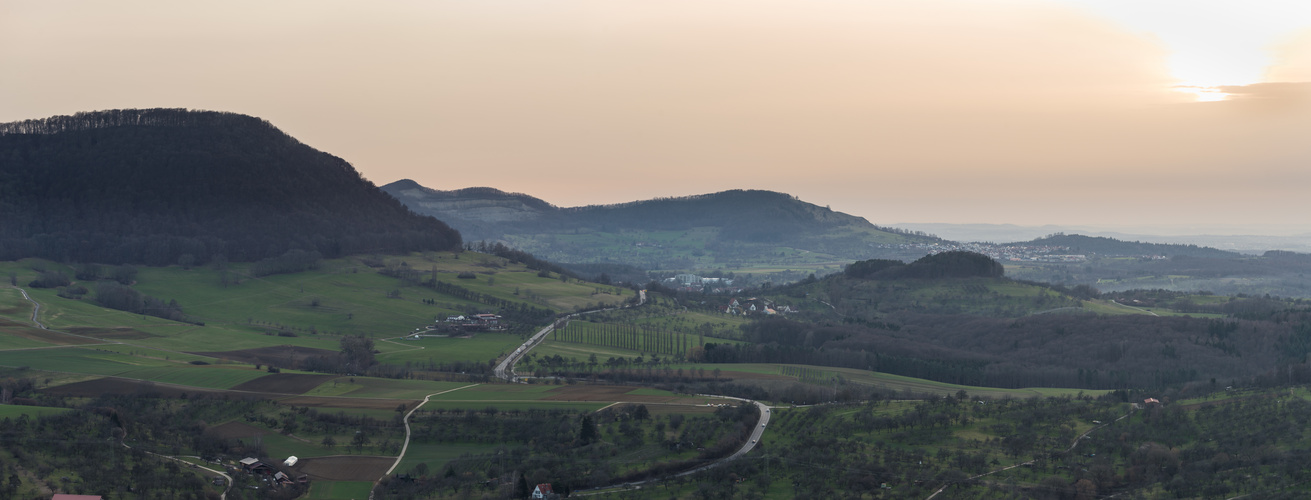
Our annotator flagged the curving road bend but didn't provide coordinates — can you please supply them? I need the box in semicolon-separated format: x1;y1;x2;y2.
13;287;47;329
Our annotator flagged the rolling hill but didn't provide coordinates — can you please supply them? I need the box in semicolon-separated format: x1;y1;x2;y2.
383;179;941;271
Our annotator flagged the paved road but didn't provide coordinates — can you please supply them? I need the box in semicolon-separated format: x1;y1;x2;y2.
494;290;645;383
13;287;47;329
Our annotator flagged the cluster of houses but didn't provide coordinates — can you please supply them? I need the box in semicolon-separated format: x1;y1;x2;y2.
442;313;505;332
662;273;740;293
721;297;796;316
238;456;306;487
411;313;507;337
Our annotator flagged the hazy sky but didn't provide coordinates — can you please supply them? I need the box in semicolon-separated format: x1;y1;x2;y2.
4;1;1310;230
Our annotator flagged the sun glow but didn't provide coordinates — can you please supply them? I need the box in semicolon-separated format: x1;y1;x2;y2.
1063;0;1311;101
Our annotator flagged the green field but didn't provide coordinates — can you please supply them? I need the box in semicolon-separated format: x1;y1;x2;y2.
0;347;272;388
0;404;73;419
5;253;623;347
312;378;469;400
306;480;374;500
416;401;610;412
395;442;501;476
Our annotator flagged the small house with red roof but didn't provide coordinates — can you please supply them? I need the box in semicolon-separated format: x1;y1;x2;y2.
531;483;554;499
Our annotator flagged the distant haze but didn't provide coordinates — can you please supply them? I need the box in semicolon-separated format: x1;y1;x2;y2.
894;223;1311;253
3;1;1310;231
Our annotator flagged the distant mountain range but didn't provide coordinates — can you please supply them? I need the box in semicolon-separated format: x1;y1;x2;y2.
383;179;940;270
895;222;1311;254
0;109;461;265
1015;234;1242;259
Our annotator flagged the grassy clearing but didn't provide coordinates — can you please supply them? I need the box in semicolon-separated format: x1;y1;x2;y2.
417;401;609;412
305;480;374;500
0;405;72;419
0;347;267;389
261;432;344;460
318;378;469;400
396;442;500;476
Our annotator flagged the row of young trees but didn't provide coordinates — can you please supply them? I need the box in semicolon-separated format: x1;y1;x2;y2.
553;320;693;357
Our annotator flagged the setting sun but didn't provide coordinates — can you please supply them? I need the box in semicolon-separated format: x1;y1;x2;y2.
1065;0;1311;100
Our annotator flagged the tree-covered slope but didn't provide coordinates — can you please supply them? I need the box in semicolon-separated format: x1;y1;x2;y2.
0;109;461;265
383;179;940;268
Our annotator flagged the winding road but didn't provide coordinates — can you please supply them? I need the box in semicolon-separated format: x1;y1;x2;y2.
13;287;47;329
493;289;778;493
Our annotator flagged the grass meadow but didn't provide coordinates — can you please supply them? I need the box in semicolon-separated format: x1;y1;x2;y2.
305;480;375;500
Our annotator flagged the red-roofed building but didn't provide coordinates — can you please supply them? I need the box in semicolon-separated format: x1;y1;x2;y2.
531;483;554;499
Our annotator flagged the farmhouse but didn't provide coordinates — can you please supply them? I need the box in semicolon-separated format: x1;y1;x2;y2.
439;312;507;332
239;457;275;474
532;483;555;499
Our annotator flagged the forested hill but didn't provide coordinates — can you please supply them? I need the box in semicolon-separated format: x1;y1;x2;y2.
0;109;461;265
383;179;941;267
1014;233;1240;258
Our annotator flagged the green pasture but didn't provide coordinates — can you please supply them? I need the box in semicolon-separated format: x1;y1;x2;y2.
306;377;469;400
0;347;176;375
376;252;633;311
374;333;524;366
825;366;1109;399
6;253;621;357
1080;299;1148;315
0;347;266;389
305;480;374;500
415;384;553;401
415;401;609;412
0;287;34;319
0;405;72;419
259;432;351;460
130;261;475;337
396;442;501;475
